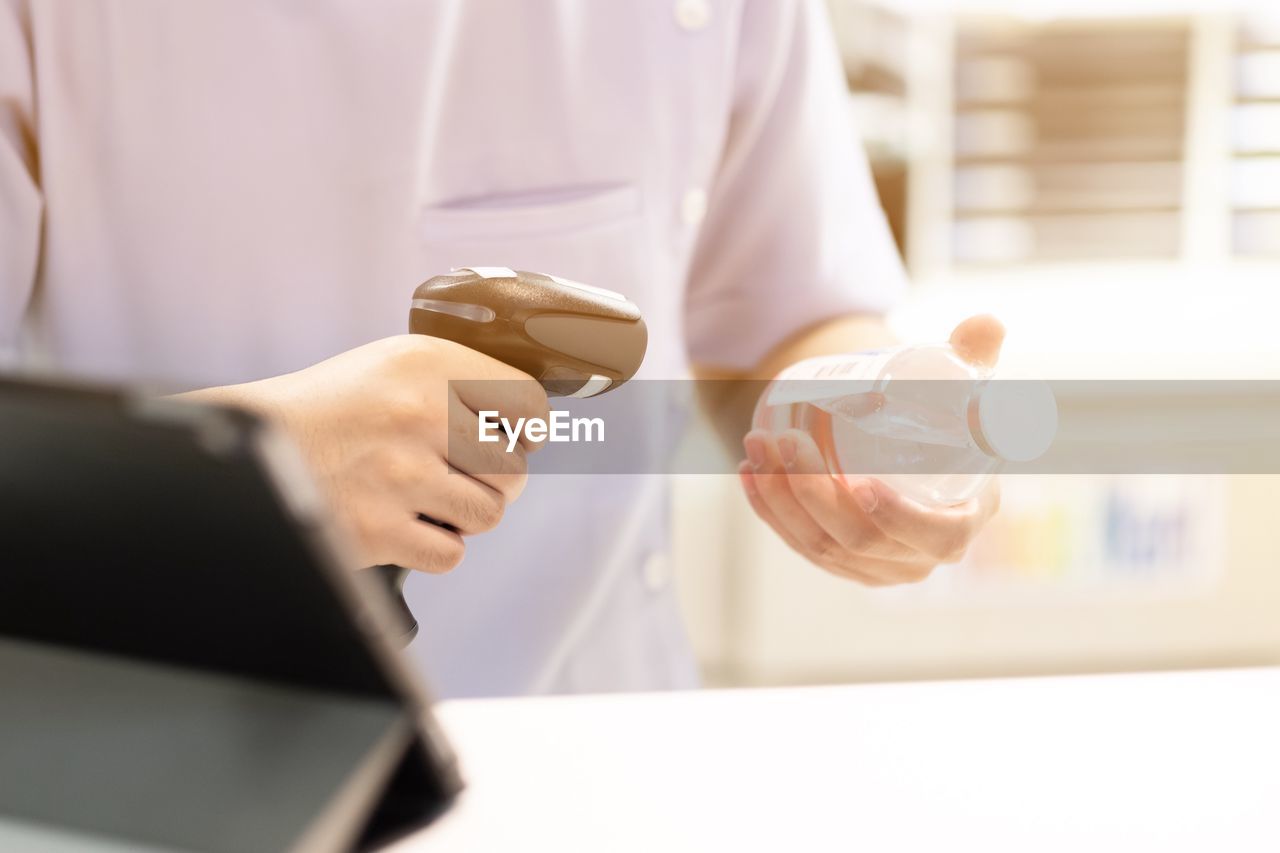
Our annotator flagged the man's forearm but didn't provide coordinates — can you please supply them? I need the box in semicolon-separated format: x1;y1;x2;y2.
693;313;898;454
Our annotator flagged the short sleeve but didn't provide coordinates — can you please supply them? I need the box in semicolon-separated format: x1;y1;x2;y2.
684;0;906;370
0;0;42;353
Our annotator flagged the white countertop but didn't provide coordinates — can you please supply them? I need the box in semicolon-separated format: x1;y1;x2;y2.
396;667;1280;852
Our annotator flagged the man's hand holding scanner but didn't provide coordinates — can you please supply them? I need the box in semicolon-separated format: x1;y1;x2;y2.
186;335;548;574
187;268;642;589
739;315;1006;587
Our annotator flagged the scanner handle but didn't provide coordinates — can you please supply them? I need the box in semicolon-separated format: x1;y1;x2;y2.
370;564;417;643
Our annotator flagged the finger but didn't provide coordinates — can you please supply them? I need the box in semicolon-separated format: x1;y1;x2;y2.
856;478;987;563
743;460;934;587
426;337;543;385
949;314;1005;367
743;431;841;560
448;358;551;446
418;337;548;419
739;462;816;558
451;375;550;423
413;461;508;537
382;517;466;574
777;430;918;562
451;378;552;453
443;390;530;501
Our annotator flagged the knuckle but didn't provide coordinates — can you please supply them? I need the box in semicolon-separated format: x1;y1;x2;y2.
413;332;451;358
793;528;827;556
382;391;426;431
527;383;551;422
491;472;528;504
811;550;855;580
409;526;465;574
521;428;546;454
382;452;421;490
478;496;506;532
457;486;506;534
390;333;441;371
812;537;843;564
422;537;465;573
504;446;529;477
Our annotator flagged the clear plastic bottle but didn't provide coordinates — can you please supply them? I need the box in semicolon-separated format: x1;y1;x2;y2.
752;345;1057;506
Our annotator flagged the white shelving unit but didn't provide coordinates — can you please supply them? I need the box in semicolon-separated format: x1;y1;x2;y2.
672;2;1280;688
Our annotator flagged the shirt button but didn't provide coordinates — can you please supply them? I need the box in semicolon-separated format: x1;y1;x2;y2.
681;187;708;227
674;0;711;31
643;552;671;592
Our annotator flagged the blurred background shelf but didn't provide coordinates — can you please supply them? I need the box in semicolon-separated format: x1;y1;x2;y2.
672;0;1280;689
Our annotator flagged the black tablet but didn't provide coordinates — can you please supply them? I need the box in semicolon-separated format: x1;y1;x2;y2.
0;375;461;852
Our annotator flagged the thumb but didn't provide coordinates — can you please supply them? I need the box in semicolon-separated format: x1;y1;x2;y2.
949;314;1005;367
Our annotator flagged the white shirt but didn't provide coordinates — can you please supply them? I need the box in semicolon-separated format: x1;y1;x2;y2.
0;0;904;697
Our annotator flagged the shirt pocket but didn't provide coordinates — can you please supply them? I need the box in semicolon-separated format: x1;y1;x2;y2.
418;184;646;300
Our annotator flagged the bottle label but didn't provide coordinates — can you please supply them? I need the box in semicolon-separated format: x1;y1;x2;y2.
766;352;889;406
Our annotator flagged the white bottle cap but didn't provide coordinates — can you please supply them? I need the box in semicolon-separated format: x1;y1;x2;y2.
969;379;1058;462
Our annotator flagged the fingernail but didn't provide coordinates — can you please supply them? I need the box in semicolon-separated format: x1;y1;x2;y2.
853;483;878;513
778;436;797;469
744;435;765;470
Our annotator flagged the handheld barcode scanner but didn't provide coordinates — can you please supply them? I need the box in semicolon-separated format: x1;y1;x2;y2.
371;267;648;642
412;267;647;397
